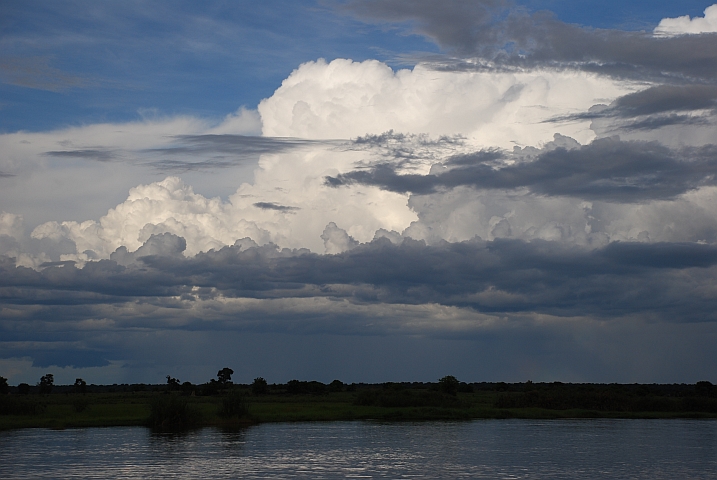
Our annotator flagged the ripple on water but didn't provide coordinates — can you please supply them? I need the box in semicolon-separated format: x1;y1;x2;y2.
1;419;716;479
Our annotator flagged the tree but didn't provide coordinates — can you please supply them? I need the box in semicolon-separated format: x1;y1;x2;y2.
18;383;30;395
438;375;459;396
39;374;54;394
696;381;714;397
217;367;234;385
74;378;87;394
0;376;8;394
166;375;180;391
252;377;268;395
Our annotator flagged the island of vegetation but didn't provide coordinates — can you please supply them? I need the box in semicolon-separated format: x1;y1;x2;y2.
1;371;716;431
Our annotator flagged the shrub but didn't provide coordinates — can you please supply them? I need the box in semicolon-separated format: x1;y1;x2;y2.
251;377;268;395
218;391;249;418
147;395;201;429
438;376;460;396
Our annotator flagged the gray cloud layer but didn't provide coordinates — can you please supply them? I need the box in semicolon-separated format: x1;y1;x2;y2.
2;233;716;324
342;0;717;82
42;134;332;173
328;137;717;202
3;232;717;375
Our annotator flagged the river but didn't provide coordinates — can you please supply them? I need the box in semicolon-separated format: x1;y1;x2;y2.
1;419;716;478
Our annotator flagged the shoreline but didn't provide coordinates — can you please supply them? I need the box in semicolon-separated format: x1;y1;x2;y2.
3;384;717;431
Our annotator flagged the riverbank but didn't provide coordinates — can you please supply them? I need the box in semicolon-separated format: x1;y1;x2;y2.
2;382;716;431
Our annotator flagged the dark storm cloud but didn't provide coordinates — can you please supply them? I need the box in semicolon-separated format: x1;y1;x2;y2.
327;137;717;202
146;135;337;172
253;202;300;212
341;0;717;82
0;342;111;369
2;234;717;327
42;135;334;172
156;134;328;156
619;114;712;131
547;85;717;129
45;149;117;162
614;85;717;116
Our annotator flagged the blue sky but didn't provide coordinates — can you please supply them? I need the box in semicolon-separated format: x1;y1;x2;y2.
2;1;717;386
2;1;712;132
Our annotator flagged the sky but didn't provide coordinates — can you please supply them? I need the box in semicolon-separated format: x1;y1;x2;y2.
2;1;717;386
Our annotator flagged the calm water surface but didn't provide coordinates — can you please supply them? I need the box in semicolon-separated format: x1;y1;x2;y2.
1;419;716;478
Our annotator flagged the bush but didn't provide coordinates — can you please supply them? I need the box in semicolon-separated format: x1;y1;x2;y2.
218;391;249;419
329;380;344;392
438;376;460;396
251;377;268;395
147;395;201;429
285;380;327;395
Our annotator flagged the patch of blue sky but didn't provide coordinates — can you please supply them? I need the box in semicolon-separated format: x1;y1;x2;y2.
0;0;438;132
1;1;715;133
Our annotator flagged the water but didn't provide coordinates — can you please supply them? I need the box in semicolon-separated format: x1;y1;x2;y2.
1;419;716;478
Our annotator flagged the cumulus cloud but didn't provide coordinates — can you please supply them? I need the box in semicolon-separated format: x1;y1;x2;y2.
9;55;716;269
654;4;717;36
259;58;635;147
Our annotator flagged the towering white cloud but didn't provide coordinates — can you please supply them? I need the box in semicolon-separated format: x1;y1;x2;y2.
19;55;717;264
259;58;635;148
18;58;638;261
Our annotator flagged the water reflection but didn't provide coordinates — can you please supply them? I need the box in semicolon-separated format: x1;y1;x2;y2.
1;420;716;479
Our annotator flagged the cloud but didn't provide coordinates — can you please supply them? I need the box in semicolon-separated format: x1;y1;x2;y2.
545;85;717;139
3;231;717;383
0;111;266;229
321;222;359;254
654;4;717;36
613;85;717;116
253;202;300;212
3;235;717;328
328;136;717;203
258;58;634;147
44;149;118;162
146;134;330;172
341;0;717;82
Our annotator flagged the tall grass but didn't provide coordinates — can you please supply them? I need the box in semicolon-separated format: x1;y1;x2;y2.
0;396;46;415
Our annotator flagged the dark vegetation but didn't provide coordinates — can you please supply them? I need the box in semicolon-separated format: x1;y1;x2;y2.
1;372;716;431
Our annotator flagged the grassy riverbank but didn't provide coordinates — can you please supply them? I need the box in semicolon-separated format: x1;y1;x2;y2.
2;381;717;431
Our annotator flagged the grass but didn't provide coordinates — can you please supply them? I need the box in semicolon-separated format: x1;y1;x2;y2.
2;387;716;431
